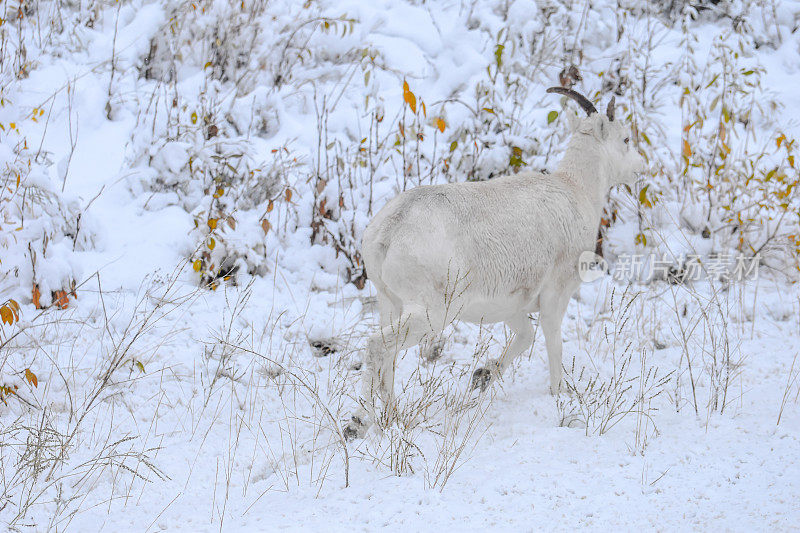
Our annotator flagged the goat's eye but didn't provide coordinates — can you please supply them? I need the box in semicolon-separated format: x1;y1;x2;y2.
624;137;630;145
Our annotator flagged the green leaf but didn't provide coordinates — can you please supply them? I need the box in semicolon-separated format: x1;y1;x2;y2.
547;110;558;124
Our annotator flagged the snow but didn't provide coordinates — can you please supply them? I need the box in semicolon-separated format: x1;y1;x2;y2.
1;0;800;530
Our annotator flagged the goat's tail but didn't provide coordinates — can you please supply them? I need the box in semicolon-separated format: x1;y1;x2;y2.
364;239;403;317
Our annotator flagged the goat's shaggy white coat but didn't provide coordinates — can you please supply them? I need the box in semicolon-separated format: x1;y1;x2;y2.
347;105;646;438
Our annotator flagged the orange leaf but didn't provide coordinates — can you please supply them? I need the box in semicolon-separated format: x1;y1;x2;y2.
435;117;446;133
32;284;42;309
207;218;217;230
261;219;271;234
267;199;274;213
285;188;293;202
53;290;69;310
25;368;37;388
0;306;11;325
682;140;692;158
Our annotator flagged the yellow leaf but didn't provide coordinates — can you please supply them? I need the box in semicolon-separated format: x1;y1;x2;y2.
435;117;446;133
403;81;416;113
208;237;215;250
191;112;198;124
682;140;692;158
193;259;202;272
25;368;37;388
207;218;217;230
421;101;427;118
135;360;145;372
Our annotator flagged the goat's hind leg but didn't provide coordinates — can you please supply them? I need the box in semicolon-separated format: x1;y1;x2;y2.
472;314;534;391
345;306;442;440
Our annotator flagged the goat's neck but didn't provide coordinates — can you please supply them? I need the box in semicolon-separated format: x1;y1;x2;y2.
555;147;609;219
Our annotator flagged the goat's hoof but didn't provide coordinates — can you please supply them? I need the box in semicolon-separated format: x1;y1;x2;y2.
423;340;445;362
343;416;367;442
310;339;337;357
471;367;492;392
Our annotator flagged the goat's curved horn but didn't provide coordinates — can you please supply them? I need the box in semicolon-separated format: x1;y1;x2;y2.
546;87;597;116
606;96;615;121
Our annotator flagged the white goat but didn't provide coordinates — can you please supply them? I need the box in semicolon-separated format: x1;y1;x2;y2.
345;87;646;439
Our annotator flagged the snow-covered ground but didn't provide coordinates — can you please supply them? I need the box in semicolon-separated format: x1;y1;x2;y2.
1;0;799;530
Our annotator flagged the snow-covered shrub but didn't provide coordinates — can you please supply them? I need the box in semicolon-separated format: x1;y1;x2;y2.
0;112;95;308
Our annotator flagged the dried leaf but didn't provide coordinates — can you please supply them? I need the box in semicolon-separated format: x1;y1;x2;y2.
207;218;218;230
193;259;202;272
682;140;692;158
53;290;69;310
435;117;446;133
267;199;274;213
32;285;41;309
285;188;293;202
261;219;271;234
25;368;37;388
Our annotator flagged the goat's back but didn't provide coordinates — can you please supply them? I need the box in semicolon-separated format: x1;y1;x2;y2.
363;172;594;318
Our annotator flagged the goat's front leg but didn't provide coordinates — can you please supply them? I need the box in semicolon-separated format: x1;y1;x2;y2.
472;314;534;391
538;288;572;395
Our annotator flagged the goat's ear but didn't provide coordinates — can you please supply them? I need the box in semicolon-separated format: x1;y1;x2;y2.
592;114;609;140
565;111;581;132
